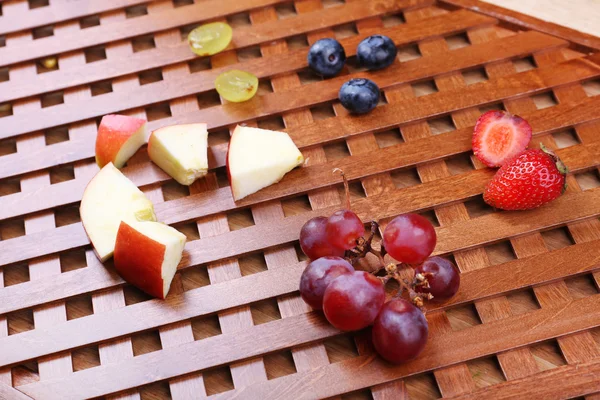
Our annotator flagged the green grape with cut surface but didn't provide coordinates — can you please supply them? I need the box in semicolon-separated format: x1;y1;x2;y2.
188;22;233;56
215;70;259;102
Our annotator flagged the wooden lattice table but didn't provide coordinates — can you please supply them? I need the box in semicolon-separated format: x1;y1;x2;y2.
1;0;600;399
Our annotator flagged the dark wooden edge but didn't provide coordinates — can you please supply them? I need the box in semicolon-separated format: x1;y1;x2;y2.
439;0;600;52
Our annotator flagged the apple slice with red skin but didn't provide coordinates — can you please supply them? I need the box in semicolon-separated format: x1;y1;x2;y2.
114;220;186;299
96;114;147;169
226;125;304;201
80;163;156;262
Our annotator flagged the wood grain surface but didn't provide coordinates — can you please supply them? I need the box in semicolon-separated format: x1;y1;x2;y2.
1;0;600;399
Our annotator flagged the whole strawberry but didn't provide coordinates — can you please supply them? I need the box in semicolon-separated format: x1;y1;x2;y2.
483;145;568;211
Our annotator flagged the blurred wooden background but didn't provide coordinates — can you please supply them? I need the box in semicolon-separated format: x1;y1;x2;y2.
486;0;600;37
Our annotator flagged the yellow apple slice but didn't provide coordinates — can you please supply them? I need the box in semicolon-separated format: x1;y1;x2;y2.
114;220;186;299
148;123;209;186
227;125;304;201
80;163;156;262
95;114;147;169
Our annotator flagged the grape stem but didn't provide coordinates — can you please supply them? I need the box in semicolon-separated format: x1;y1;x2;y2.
415;272;431;289
325;171;436;311
378;275;391;285
333;168;351;211
345;221;380;266
379;261;433;312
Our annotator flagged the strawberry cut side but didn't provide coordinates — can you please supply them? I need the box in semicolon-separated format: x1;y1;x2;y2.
472;110;532;167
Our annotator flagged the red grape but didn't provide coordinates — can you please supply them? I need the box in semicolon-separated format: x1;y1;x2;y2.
326;209;365;250
372;298;428;364
299;257;354;309
300;217;345;259
323;271;385;331
414;257;460;301
382;213;436;264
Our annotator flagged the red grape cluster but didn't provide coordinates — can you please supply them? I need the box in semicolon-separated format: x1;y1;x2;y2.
298;171;460;364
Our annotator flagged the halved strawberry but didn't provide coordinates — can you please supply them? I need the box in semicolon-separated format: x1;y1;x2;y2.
472;110;532;167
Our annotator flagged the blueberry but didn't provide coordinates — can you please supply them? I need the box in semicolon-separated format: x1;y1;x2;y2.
357;35;397;70
338;78;380;114
307;38;346;77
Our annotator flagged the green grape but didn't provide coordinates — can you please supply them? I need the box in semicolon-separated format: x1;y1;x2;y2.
215;70;259;102
188;22;233;56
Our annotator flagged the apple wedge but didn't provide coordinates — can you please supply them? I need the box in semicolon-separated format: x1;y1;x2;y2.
80;163;156;262
148;123;209;186
227;125;304;201
114;220;186;299
96;114;147;168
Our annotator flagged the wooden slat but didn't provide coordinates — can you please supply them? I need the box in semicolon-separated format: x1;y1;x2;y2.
0;134;600;266
0;259;305;368
439;239;600;309
0;8;499;180
148;3;207;396
0;0;424;69
2;87;599;225
0;0;151;36
0;33;584;141
463;23;542;384
447;358;600;400
205;294;600;400
394;8;487;395
153;125;599;224
9;22;74;388
88;10;143;400
343;6;407;397
0;8;494;105
466;23;600;376
1;227;600;371
1;1;599;397
246;0;336;382
0;250;123;316
0;142;598;269
192;14;270;389
1;237;599;369
532;48;600;366
16;292;600;399
0;7;495;141
0;29;563;184
0;382;32;400
0;2;16;379
0;163;588;317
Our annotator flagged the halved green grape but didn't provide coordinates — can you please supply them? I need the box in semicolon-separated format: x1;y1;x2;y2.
215;70;259;103
188;22;233;56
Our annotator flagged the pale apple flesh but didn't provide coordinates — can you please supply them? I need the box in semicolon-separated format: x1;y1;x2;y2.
227;125;304;201
80;163;156;262
148;123;209;186
114;220;186;299
96;114;147;169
